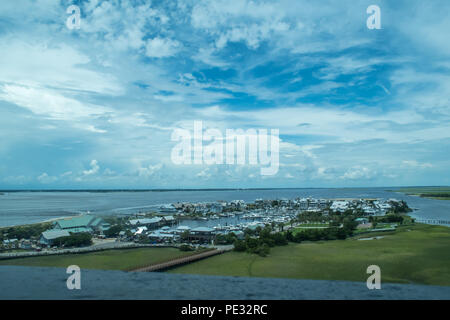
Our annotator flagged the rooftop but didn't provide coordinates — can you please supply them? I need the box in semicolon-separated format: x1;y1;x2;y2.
41;229;70;240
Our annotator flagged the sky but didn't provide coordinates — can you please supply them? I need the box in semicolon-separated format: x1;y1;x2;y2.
0;0;449;189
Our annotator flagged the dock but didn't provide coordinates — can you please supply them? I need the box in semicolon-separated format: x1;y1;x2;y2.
415;219;450;226
130;247;230;272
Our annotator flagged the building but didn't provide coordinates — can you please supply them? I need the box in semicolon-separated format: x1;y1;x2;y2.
148;231;177;243
129;217;162;229
134;226;148;236
19;239;32;250
53;215;109;234
175;225;191;234
188;227;215;243
162;215;176;226
355;217;370;224
159;204;177;214
39;230;70;246
209;203;223;214
2;239;18;248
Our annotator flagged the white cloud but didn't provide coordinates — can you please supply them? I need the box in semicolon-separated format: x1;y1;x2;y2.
37;172;58;184
402;160;433;169
341;166;374;180
0;41;123;95
145;37;182;58
138;163;163;177
83;160;100;176
0;84;110;127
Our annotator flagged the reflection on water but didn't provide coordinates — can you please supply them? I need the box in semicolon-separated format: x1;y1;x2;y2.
0;188;449;227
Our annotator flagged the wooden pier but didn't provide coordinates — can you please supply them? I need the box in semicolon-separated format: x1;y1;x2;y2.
415;219;450;226
130;248;229;272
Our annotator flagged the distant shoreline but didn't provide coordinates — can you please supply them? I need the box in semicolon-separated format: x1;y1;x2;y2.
0;186;448;193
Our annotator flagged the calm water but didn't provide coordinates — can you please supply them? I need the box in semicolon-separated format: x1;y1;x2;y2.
0;188;449;227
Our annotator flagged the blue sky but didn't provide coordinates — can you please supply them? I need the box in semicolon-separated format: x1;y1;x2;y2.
0;0;449;189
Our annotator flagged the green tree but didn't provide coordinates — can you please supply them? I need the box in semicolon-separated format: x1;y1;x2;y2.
233;239;247;252
104;225;122;237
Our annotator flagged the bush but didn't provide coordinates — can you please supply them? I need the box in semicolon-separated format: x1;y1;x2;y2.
1;222;52;240
215;233;237;245
379;214;404;223
179;244;194;251
255;244;270;257
233;239;247;252
103;225;122;237
272;232;288;246
57;232;92;247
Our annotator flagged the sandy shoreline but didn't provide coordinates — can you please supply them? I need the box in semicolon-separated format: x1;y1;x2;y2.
0;213;84;229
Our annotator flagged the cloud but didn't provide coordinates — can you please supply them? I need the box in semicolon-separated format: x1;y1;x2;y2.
37;172;58;184
0;41;123;95
402;160;433;169
145;37;182;58
341;166;375;180
138;163;163;177
0;0;449;188
83;160;100;176
0;84;110;121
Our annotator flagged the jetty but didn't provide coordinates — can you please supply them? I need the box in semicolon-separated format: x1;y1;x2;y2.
130;247;231;272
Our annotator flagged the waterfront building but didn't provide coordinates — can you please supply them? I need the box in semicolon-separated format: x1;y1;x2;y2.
159;204;178;214
39;230;70;246
53;215;109;234
188;227;215;243
129;217;162;228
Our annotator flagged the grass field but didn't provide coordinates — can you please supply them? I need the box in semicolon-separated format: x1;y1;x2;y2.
295;223;329;228
169;224;450;286
0;247;197;271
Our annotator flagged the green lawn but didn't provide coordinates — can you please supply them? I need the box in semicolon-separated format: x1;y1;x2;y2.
0;247;197;271
169;224;450;286
291;225;330;235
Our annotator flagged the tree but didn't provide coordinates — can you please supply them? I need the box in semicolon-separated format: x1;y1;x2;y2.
179;244;194;251
104;225;122;237
256;244;270;257
233;239;247;252
57;232;92;247
181;230;190;241
273;232;288;246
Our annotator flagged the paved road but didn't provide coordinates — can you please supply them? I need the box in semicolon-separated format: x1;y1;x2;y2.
0;242;169;259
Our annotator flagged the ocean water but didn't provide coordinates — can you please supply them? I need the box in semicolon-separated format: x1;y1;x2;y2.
0;188;449;227
1;266;449;299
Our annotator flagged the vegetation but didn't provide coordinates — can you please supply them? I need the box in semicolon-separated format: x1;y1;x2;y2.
233;226;288;257
103;225;123;237
169;224;450;286
0;222;52;242
393;187;450;200
0;247;198;271
388;200;412;213
55;232;92;247
288;227;349;242
179;244;195;251
215;232;238;245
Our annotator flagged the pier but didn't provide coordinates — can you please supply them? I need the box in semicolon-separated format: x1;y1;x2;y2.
415;219;450;226
130;247;231;272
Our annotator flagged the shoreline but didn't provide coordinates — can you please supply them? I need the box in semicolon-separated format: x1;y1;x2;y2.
0;213;84;229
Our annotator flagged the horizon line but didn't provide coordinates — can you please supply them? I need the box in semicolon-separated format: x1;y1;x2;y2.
0;186;448;193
